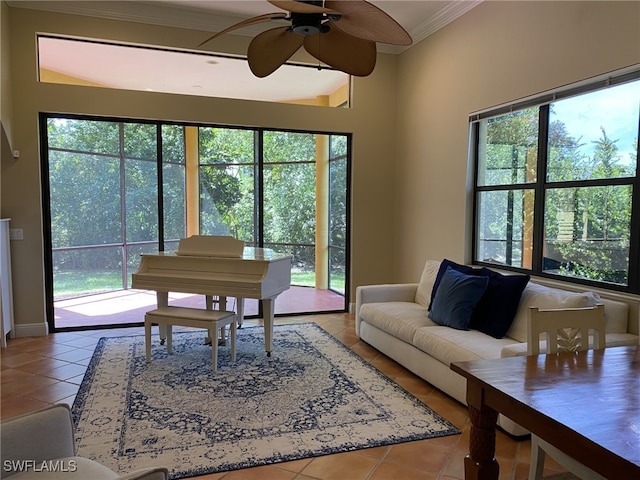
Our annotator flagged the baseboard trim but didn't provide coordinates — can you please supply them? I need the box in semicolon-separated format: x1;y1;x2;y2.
13;322;49;338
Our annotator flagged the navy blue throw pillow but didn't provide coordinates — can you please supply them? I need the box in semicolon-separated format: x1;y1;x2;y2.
469;268;530;339
429;259;479;311
428;267;489;330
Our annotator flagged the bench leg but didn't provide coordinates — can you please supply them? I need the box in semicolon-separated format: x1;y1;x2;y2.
210;326;218;373
145;319;152;363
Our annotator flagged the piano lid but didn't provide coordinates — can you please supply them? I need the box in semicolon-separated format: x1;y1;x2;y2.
176;235;244;258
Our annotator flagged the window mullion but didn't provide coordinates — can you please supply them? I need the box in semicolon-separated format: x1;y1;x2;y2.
626;119;640;291
156;123;164;251
532;105;550;276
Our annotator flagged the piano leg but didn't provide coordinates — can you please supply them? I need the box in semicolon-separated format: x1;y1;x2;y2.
218;296;227;344
237;298;245;328
157;291;169;345
263;297;275;357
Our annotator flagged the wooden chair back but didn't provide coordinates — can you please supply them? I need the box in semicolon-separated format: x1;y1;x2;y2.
527;304;606;355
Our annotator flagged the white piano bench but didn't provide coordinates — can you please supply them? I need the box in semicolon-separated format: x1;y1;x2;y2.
144;306;237;373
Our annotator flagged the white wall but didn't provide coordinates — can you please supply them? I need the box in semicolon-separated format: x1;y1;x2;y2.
394;0;640;282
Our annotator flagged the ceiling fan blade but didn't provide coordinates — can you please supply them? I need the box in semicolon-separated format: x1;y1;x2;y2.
325;0;412;46
268;0;337;14
248;26;304;77
198;12;288;47
303;27;376;77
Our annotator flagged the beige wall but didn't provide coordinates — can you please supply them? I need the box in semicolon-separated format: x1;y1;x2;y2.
394;0;640;282
1;1;15;165
2;7;398;334
2;2;639;334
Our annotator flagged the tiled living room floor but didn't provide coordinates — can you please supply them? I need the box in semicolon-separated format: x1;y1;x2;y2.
1;313;570;480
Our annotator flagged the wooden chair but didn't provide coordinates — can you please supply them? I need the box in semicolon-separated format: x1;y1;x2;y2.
527;304;607;480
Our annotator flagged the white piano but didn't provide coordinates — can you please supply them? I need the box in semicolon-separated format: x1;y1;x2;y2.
131;235;292;355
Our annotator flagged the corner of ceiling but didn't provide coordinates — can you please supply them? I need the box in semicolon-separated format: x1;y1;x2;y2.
379;0;483;55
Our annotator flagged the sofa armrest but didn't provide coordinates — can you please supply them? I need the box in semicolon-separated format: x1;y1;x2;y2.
356;284;418;316
1;404;76;472
500;342;528;358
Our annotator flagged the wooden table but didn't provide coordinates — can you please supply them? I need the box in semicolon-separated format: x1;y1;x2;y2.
451;345;640;480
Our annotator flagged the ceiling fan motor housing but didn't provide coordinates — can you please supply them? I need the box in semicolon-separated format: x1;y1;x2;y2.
290;12;329;35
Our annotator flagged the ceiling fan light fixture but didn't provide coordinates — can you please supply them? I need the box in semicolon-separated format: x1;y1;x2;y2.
292;24;320;35
291;23;330;35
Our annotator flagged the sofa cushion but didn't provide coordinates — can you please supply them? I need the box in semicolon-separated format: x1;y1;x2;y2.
429;267;489;330
600;297;629;334
413;326;518;365
359;302;436;344
469;268;530;339
415;260;442;307
507;283;601;342
428;259;479;310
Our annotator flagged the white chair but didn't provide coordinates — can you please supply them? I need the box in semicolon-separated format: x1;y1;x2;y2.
1;404;169;479
527;304;607;480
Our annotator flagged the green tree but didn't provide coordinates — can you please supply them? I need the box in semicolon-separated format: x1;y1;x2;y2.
553;128;631;283
198;128;250;238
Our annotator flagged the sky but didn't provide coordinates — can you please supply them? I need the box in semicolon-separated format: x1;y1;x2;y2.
550;80;639;166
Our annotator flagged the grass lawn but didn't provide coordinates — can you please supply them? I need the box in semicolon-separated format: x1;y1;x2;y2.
54;270;344;300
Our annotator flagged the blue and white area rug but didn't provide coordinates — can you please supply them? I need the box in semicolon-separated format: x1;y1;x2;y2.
72;323;459;479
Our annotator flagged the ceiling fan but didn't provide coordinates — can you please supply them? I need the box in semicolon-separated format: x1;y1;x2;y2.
198;0;412;78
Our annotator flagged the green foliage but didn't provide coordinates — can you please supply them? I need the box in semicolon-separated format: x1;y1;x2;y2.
479;103;635;284
330;159;347;248
199;127;254;163
47;118;348;299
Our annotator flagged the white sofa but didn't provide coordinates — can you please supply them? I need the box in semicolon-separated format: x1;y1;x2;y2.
355;259;640;437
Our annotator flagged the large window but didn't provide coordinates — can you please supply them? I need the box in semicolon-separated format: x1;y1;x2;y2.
472;70;640;291
43;115;350;330
45;118;186;299
197;127;349;291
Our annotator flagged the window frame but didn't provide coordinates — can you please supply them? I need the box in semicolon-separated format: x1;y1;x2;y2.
471;67;640;293
41;114;352;332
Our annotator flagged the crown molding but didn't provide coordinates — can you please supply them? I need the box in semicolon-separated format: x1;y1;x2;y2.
379;0;483;54
412;0;482;44
8;1;483;54
7;1;247;33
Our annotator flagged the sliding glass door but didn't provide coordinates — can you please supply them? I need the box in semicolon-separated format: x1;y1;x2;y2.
42;115;349;331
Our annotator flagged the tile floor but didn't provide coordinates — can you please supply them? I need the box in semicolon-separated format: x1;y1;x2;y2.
54;287;347;329
1;313;570;480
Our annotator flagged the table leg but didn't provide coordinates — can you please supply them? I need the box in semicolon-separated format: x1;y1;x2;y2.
263;297;274;357
465;403;500;480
